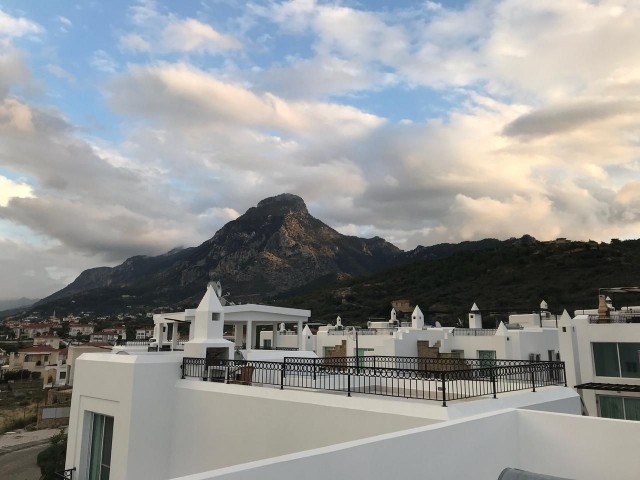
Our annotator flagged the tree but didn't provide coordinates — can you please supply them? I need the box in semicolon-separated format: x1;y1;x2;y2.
37;431;67;479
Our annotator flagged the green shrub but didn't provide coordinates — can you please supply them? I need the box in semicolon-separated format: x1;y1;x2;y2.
37;431;67;480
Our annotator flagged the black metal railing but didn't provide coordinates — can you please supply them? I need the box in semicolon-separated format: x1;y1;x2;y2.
180;356;566;407
254;346;299;351
588;314;640;324
452;328;497;336
55;467;75;479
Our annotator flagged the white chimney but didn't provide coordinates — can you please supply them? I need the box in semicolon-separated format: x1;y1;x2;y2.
469;303;482;329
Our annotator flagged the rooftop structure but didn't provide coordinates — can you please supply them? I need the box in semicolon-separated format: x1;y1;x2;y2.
560;290;640;421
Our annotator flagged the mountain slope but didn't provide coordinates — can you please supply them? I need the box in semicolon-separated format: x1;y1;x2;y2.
36;194;403;309
275;238;640;324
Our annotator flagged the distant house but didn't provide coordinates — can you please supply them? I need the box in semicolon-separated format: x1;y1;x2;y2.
6;345;64;383
69;323;95;337
13;323;52;339
33;335;63;349
135;327;154;340
90;328;126;344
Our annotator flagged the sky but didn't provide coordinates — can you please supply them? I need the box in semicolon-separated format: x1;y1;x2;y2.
1;0;640;301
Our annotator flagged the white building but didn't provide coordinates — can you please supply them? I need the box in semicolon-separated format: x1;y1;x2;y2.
62;286;640;480
315;302;560;364
69;323;95;337
560;288;640;421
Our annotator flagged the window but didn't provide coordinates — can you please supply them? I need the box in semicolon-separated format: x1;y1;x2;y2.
478;350;496;368
88;413;114;480
60;372;66;379
211;313;220;321
263;339;272;349
599;395;640;421
593;343;640;378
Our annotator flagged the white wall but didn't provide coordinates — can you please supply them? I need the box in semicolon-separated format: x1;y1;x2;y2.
168;409;640;480
517;410;640;480
65;353;183;480
167;381;438;478
168;410;519;480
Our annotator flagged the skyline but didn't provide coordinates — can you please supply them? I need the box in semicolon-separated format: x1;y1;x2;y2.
1;0;640;301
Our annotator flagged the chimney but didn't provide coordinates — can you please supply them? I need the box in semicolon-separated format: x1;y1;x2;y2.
597;294;609;322
469;303;482;329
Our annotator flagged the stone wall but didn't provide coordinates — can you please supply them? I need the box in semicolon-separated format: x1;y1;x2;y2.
37;402;71;429
417;341;466;371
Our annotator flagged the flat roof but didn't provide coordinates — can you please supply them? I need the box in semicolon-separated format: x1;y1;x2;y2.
224;304;311;317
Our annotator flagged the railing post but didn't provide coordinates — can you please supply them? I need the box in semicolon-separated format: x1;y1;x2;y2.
531;367;536;392
441;372;447;407
280;362;285;390
491;368;497;399
180;362;185;380
347;370;351;397
225;364;230;384
313;358;317;381
563;362;567;387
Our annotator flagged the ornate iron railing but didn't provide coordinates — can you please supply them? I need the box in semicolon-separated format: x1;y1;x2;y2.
181;356;566;407
55;467;75;479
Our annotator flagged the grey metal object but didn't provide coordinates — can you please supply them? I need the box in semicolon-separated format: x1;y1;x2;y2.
498;468;573;480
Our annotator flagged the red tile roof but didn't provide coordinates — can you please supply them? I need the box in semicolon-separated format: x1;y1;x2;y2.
19;345;60;353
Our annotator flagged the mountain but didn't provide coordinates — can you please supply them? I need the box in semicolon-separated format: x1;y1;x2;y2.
0;297;38;311
275;237;640;324
35;194;404;311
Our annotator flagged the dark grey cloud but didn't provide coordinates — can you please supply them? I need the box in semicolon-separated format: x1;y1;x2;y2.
503;100;638;138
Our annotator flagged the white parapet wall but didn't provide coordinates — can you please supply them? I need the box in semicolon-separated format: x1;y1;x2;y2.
168;409;640;480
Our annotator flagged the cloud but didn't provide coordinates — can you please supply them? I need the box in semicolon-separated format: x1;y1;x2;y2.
122;1;241;56
0;176;34;206
118;33;150;53
107;62;384;137
46;63;76;83
161;18;241;54
0;9;43;38
90;50;117;73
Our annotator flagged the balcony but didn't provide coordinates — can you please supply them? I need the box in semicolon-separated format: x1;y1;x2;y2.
181;355;566;407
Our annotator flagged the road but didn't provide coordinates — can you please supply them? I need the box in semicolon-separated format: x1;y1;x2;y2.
0;443;47;480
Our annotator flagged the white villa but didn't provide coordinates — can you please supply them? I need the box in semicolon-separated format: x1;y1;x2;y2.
263;301;560;365
62;284;640;480
559;288;640;421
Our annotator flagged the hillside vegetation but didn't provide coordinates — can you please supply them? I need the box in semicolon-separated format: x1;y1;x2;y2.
274;238;640;325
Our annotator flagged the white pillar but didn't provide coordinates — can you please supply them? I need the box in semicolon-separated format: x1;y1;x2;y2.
272;323;279;349
171;323;178;351
297;321;303;350
246;321;253;350
234;324;243;348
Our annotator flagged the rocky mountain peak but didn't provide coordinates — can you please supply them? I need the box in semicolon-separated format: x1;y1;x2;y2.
255;193;308;215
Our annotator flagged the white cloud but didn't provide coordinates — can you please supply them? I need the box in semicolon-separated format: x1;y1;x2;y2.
46;63;76;83
122;2;240;57
90;50;117;73
0;176;34;206
107;63;385;138
0;9;43;38
161;18;241;54
119;33;150;53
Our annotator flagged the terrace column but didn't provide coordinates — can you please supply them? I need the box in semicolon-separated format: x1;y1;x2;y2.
246;321;253;350
272;323;279;349
234;324;243;348
171;323;178;351
297;320;303;350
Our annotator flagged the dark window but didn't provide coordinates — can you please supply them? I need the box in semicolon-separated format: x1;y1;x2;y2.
593;343;620;377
